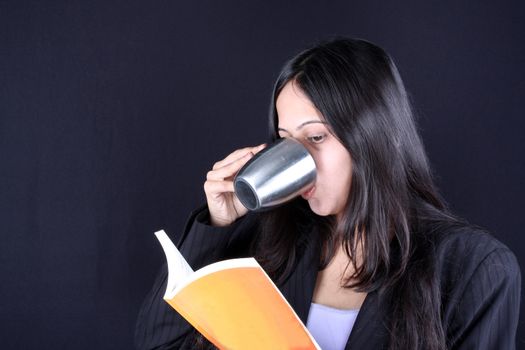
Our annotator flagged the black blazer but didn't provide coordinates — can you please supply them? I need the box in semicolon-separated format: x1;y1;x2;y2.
135;207;521;349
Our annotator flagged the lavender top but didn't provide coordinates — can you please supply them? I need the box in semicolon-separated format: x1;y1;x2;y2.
306;302;360;350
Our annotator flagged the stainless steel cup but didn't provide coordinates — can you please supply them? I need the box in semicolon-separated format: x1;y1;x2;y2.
234;138;317;211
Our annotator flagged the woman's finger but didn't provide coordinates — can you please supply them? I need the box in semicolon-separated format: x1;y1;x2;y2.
207;152;254;181
203;179;235;196
212;147;253;170
212;143;266;170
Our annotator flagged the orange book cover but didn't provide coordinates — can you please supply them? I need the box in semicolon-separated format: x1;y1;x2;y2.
155;230;320;350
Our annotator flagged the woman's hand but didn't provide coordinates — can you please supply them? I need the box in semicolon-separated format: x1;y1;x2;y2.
204;144;266;226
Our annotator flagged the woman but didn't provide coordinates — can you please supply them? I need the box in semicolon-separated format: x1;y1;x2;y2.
135;38;521;350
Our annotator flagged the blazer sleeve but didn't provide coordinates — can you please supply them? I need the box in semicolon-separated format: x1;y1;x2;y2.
134;206;259;350
447;247;521;350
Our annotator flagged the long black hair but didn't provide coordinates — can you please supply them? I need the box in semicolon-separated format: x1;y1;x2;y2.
255;37;464;350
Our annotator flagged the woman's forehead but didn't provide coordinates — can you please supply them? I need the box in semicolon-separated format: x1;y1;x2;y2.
276;82;324;130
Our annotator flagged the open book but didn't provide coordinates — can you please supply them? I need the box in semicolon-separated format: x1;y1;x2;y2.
155;230;320;350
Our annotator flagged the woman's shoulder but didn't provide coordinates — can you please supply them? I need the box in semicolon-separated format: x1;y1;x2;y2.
434;224;516;268
424;223;521;347
430;223;520;298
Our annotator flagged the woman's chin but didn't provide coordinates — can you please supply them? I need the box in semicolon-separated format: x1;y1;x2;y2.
307;201;332;217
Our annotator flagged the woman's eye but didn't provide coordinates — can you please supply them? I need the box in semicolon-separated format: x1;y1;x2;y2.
306;134;326;144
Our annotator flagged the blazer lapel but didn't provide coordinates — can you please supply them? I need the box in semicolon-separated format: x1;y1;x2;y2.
278;226;390;349
278;229;320;324
345;289;389;349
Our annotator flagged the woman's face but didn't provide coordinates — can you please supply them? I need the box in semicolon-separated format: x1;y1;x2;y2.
276;81;353;219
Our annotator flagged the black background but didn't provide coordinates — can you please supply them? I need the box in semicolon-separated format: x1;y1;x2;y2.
1;1;524;349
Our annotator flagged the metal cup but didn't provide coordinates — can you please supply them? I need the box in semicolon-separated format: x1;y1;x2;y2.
234;138;317;211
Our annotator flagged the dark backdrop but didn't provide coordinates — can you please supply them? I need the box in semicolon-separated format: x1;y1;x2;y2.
1;1;524;349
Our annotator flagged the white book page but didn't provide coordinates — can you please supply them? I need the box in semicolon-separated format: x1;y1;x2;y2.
154;230;194;299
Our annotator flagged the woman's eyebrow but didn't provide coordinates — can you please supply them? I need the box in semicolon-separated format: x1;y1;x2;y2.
278;120;327;133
